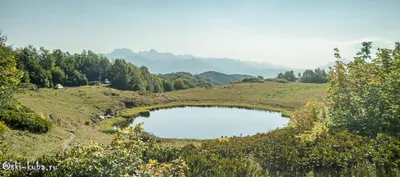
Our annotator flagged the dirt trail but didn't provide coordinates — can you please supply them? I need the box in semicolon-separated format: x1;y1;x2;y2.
63;129;76;150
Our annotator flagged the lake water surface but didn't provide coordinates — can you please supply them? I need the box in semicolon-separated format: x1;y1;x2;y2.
130;107;289;139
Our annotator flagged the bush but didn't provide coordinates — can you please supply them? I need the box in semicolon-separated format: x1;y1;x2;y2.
240;77;264;83
180;144;262;177
288;100;328;132
273;78;289;83
20;123;189;176
173;78;187;90
19;82;38;90
0;105;51;133
144;146;181;163
0;121;8;134
88;81;101;85
0;121;9;176
252;127;400;176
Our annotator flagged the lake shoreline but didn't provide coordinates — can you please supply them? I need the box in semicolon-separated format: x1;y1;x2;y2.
100;101;292;134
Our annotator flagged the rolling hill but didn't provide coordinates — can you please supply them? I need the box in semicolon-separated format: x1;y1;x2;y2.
195;71;254;85
159;71;254;87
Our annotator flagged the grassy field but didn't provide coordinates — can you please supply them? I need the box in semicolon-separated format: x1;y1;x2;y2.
3;81;327;160
168;81;327;113
3;85;171;160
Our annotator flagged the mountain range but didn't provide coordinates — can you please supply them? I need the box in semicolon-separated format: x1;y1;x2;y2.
103;48;351;78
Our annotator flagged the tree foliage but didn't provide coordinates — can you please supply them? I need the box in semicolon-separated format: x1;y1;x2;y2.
173;78;187;90
159;72;215;90
0;31;23;110
327;42;400;137
276;70;297;82
300;68;328;83
13;45;170;93
277;69;328;83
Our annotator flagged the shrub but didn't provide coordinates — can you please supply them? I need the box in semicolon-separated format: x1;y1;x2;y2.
19;82;38;90
88;81;101;85
180;144;262;177
144;146;181;163
273;78;289;83
173;78;187;90
240;77;264;83
0;121;10;176
252;127;400;176
0;104;51;133
13;123;189;176
289;100;328;132
0;121;8;134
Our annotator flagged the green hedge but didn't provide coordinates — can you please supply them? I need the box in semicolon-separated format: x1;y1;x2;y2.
0;105;51;133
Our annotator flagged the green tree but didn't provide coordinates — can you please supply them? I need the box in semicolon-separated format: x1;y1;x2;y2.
140;66;154;92
127;63;146;91
51;66;66;85
108;59;130;90
162;79;174;92
0;31;23;109
151;74;164;93
173;78;186;90
15;46;53;87
327;42;400;137
277;70;297;82
65;70;88;86
300;69;328;83
39;47;55;70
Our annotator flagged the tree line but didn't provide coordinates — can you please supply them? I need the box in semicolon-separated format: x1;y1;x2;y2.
276;68;328;83
12;45;215;93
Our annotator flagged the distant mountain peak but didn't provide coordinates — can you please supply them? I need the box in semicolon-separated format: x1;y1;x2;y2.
111;48;134;53
105;47;300;77
109;48;136;56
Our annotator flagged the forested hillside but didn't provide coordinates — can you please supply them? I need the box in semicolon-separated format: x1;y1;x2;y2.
159;71;253;89
195;71;253;85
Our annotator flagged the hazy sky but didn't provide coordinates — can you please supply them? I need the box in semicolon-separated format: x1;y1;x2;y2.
1;0;399;68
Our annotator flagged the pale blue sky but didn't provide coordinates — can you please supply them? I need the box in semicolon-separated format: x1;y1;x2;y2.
1;0;399;68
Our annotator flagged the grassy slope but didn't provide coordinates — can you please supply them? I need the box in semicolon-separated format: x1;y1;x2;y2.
168;81;327;114
3;82;327;160
3;85;170;160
